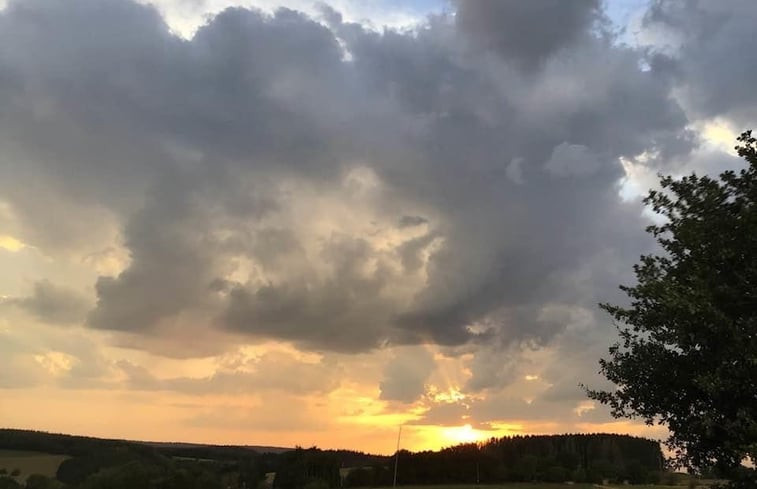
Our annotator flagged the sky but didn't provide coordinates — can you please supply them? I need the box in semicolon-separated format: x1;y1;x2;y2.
0;0;755;454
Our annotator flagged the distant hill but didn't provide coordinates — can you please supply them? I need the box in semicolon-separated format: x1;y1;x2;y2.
142;440;291;454
0;428;290;458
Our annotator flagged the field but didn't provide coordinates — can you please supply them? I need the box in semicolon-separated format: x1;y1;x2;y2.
0;449;68;482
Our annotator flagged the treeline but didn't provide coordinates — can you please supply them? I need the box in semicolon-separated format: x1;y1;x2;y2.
345;434;665;486
273;434;665;487
0;429;664;488
0;429;283;461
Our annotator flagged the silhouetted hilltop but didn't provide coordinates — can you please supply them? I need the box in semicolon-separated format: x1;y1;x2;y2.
0;429;288;456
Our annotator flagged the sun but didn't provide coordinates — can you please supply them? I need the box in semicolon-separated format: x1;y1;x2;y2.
442;424;482;445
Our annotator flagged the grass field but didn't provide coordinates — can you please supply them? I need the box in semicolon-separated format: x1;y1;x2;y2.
0;449;68;482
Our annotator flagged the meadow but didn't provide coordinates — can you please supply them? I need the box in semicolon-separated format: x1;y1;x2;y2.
0;449;68;482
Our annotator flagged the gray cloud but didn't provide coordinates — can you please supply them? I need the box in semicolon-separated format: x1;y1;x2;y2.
454;0;602;69
505;157;524;185
0;0;726;364
642;0;757;124
0;330;47;388
379;347;435;403
222;233;407;352
8;280;90;325
465;345;525;392
398;215;428;228
119;351;341;395
409;400;470;428
0;318;115;389
544;143;602;178
88;180;223;333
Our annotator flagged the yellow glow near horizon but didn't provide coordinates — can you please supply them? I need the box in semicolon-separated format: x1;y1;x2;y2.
441;424;483;445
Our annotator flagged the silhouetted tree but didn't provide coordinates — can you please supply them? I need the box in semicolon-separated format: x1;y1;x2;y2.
273;448;340;489
587;131;757;488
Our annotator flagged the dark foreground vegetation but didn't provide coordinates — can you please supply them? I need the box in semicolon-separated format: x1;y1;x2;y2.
0;429;671;488
587;131;757;489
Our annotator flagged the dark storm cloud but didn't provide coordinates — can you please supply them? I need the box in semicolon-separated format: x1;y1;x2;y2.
223;233;404;352
454;0;602;69
88;176;223;332
336;10;690;351
0;0;722;362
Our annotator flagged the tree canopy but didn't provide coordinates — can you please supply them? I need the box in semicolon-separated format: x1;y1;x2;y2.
587;131;757;487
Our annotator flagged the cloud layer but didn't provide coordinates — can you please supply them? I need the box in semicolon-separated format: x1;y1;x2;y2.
1;0;754;451
1;0;686;355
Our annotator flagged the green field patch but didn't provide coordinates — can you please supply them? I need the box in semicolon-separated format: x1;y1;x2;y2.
0;450;68;482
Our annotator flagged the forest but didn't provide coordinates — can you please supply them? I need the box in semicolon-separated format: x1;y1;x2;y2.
0;429;665;488
338;433;664;486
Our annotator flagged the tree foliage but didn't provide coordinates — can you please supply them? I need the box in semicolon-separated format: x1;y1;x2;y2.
587;131;757;487
272;447;341;489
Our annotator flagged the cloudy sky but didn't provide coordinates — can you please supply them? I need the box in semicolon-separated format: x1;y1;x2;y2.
0;0;754;453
